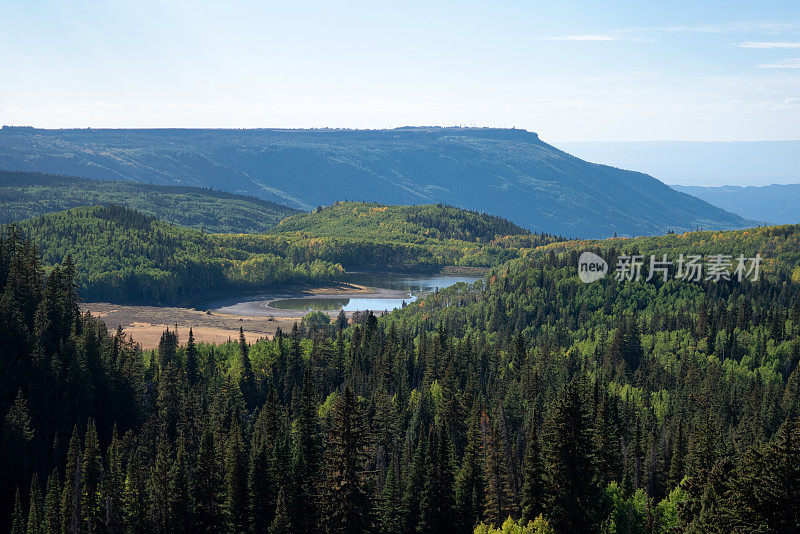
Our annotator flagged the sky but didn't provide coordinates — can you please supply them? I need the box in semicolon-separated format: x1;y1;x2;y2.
2;0;800;141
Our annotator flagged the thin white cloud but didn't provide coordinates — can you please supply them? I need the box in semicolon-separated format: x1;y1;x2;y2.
739;41;800;49
541;22;800;44
541;34;620;42
757;58;800;69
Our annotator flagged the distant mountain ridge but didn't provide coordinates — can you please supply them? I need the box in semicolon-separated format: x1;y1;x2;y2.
557;140;800;187
672;183;800;226
0;126;753;237
0;170;300;233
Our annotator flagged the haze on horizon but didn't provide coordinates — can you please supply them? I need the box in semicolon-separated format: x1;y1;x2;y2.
2;0;800;142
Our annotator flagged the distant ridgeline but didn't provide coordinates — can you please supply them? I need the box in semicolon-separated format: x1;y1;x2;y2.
0;170;300;233
672;183;800;226
0;126;754;237
18;202;566;305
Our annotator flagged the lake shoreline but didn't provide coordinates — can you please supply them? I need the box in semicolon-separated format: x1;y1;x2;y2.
210;284;418;318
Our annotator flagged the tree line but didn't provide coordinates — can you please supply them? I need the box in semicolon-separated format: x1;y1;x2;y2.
1;227;799;532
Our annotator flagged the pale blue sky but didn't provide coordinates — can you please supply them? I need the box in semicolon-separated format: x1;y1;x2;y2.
2;0;799;141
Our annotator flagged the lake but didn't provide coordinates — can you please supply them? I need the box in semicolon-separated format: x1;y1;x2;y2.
211;272;481;315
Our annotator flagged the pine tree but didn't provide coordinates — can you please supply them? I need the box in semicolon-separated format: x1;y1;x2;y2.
238;328;257;409
715;446;768;533
248;435;274;533
268;488;291;534
592;389;621;488
402;435;425;534
193;428;223;532
482;418;514;527
249;393;283;532
80;421;104;533
149;427;174;533
43;469;60;534
27;474;42;534
761;413;800;533
122;452;148;534
322;386;373;534
291;368;320;532
543;375;599;534
185;328;199;386
157;359;181;440
224;422;248;534
60;427;82;534
103;426;123;534
667;420;687;490
158;327;178;368
11;489;25;534
417;424;456;533
455;403;485;533
377;461;403;534
2;390;34;505
170;436;191;533
205;346;218;383
521;426;546;523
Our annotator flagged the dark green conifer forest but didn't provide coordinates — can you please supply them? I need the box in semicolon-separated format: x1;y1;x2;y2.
1;217;800;533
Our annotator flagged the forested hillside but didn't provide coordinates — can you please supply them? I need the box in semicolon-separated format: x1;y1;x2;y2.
529;224;800;280
0;170;299;233
20;202;556;304
0;126;753;237
1;222;799;533
18;205;344;304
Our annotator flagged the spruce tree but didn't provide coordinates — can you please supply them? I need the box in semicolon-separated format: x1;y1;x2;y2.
185;328;199;386
11;489;24;534
248;436;275;533
122;452;148;534
667;420;687;490
103;426;123;534
291;368;319;532
268;488;291;534
322;386;372;534
482;418;514;527
543;375;599;534
377;461;403;534
224;422;248;534
43;469;60;534
521;426;546;523
761;413;800;533
80;421;104;534
402;435;425;534
238;328;256;409
455;403;485;533
193;428;223;532
149;427;174;533
417;424;455;534
27;474;42;534
170;436;191;533
60;427;82;534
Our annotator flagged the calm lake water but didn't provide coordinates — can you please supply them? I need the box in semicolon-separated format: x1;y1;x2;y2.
347;272;481;293
255;272;480;314
270;296;417;312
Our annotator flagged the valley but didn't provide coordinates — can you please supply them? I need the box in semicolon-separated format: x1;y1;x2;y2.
5;3;800;532
80;272;482;348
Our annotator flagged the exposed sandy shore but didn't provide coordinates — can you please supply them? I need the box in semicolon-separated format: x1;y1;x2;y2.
79;281;397;349
81;302;301;350
80;276;467;350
